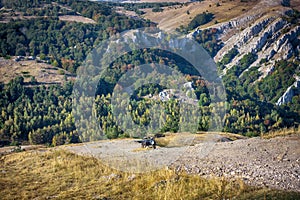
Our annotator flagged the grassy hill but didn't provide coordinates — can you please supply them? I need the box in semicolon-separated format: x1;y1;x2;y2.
0;0;299;148
0;57;75;85
142;0;259;32
0;0;300;199
1;148;299;199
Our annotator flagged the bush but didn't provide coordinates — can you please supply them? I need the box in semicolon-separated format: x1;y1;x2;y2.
152;7;163;12
187;12;214;30
52;133;68;146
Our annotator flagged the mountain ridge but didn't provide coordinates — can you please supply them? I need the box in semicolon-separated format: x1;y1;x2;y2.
188;0;300;106
0;0;299;145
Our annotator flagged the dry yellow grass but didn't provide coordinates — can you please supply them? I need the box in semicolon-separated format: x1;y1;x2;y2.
58;15;96;24
0;149;299;199
0;58;74;85
155;132;196;147
155;132;245;147
261;127;300;139
142;0;259;32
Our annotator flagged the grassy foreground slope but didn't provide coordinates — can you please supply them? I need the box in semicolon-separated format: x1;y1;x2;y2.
0;149;299;200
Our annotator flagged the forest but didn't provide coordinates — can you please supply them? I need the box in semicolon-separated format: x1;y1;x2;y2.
0;77;78;146
0;0;299;146
0;0;152;72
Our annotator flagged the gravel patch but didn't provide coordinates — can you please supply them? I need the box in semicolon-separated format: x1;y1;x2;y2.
66;134;300;192
174;135;300;192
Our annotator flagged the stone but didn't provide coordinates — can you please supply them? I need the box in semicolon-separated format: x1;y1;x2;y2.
276;80;300;105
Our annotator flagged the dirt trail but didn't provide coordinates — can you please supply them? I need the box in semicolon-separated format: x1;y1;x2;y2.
66;134;300;192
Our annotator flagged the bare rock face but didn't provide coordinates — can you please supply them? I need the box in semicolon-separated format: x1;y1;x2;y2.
213;17;273;63
192;0;299;80
276;85;295;106
188;0;300;105
278;39;294;60
225;18;289;71
275;26;300;52
276;78;300;105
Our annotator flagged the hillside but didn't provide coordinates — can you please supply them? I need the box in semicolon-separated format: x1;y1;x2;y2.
0;0;300;199
143;0;260;32
1;132;300;199
0;0;299;145
195;0;300;106
0;0;153;146
177;0;300;135
67;132;300;192
0;57;75;85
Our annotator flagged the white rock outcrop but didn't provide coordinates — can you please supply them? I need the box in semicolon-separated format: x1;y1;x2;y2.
276;78;300;105
195;6;299;78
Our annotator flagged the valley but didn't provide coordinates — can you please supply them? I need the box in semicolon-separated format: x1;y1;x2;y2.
0;0;300;198
0;0;299;149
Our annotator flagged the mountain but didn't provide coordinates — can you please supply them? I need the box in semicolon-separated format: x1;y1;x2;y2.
189;0;300;121
125;0;300;106
207;0;299;87
0;0;299;146
141;0;300;135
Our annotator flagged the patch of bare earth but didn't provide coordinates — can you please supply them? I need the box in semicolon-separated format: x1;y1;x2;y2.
58;15;96;24
0;11;41;23
116;7;140;18
66;133;300;192
174;134;300;192
122;0;189;3
291;0;300;11
0;57;75;85
0;145;45;156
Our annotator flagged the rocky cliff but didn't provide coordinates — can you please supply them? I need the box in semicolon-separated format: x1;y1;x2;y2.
276;76;300;105
193;0;300;104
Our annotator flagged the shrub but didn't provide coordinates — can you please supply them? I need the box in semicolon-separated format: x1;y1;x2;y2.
187;12;214;30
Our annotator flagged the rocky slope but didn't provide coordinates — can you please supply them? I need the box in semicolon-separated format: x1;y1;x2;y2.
192;0;300;104
277;75;300;105
66;134;300;192
174;134;300;192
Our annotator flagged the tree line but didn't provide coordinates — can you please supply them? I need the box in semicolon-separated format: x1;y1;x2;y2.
0;77;78;146
0;0;152;73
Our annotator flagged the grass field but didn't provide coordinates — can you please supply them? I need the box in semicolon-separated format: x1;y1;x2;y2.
0;58;74;85
142;0;259;32
261;127;300;139
1;149;299;200
154;132;246;147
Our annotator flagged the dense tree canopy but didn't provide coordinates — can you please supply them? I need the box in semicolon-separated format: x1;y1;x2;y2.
0;0;152;73
0;0;299;146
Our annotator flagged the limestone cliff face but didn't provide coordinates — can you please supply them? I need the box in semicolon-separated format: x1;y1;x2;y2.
211;13;299;76
191;0;299;105
194;0;298;71
276;79;300;105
